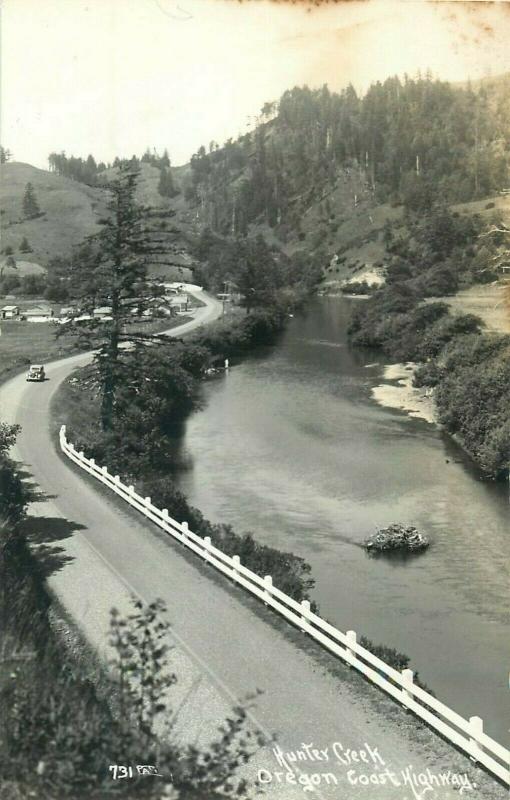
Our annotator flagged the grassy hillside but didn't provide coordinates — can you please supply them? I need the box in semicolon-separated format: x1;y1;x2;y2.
0;162;107;267
0;259;46;277
101;161;165;208
0;161;196;283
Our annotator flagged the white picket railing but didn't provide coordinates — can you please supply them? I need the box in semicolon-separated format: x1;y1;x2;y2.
59;425;509;785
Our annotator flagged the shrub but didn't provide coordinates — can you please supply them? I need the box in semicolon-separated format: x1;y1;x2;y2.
132;475;316;605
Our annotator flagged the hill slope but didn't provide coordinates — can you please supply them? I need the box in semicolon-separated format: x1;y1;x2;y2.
0;162;107;267
0;162;196;281
177;75;510;289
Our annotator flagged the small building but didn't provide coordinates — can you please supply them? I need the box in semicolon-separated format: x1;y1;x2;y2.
163;282;183;295
60;306;76;318
168;294;189;313
73;314;93;323
24;305;54;323
1;305;20;319
93;306;113;318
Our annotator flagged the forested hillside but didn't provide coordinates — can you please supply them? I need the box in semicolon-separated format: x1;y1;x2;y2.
182;74;510;241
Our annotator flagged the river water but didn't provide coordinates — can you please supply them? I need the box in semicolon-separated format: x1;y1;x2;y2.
172;296;509;744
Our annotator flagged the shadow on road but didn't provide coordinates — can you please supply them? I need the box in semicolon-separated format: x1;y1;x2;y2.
11;460;86;576
19;516;86;577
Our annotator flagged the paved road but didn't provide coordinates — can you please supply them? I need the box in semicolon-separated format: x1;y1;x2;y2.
0;291;504;799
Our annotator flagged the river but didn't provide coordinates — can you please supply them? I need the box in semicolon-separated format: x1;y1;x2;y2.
172;296;509;744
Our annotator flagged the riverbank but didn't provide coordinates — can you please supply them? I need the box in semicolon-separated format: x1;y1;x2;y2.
169;296;510;748
49;334;510;796
371;362;438;424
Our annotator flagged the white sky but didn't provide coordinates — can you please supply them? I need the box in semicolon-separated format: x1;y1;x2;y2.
2;0;510;170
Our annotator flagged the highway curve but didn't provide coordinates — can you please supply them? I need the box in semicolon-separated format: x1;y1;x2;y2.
0;290;505;800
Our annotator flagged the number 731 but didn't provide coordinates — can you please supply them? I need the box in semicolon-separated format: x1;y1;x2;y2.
109;766;133;780
109;765;162;780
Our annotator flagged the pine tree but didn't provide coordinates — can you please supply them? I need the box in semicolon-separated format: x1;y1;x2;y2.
64;162;185;430
22;183;41;219
157;165;177;198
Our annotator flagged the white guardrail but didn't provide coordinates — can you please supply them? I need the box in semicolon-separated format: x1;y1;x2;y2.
60;425;509;785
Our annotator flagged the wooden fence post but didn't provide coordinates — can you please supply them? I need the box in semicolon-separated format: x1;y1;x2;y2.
345;630;357;666
401;668;414;708
144;496;151;507
300;600;310;631
469;716;484;763
263;575;273;605
203;536;212;562
232;555;240;580
181;521;188;540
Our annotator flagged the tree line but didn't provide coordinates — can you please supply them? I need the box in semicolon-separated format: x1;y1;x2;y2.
184;74;510;237
47;148;179;198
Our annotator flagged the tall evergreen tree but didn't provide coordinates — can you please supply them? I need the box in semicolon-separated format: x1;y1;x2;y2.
22;183;41;219
157;165;177;198
19;236;32;253
0;146;12;164
63;162;184;430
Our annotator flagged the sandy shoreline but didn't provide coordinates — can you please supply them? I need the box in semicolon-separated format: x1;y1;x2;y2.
371;362;438;424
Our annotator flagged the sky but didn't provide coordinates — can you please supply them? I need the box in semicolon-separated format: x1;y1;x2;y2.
2;0;510;170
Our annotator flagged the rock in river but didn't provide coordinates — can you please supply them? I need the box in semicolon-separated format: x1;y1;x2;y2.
365;523;429;553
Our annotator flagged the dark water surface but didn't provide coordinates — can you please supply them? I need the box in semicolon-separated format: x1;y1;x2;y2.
173;297;509;743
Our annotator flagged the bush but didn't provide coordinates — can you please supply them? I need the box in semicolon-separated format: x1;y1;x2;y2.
20;274;46;295
114;470;316;605
434;335;510;477
360;635;433;694
0;422;29;526
340;280;373;295
0;274;21;293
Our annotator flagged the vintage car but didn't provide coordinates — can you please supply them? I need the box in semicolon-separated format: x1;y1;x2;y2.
26;364;46;382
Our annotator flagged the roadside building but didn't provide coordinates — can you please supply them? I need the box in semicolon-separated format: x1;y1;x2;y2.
168;294;189;313
163;282;183;295
24;305;54;323
1;304;20;319
93;306;113;320
60;306;76;318
155;304;173;317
